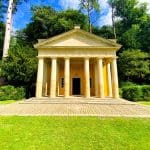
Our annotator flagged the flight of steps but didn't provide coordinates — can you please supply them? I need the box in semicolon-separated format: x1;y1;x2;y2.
20;97;135;105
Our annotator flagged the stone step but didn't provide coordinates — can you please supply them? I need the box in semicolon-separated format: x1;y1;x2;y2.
20;98;135;105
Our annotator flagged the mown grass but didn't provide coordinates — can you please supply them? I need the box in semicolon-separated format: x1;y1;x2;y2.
138;101;150;106
0;100;17;104
0;117;150;150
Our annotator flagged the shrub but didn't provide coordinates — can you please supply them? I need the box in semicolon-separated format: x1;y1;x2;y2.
122;86;142;101
141;85;150;101
0;85;25;101
119;81;137;88
119;88;123;97
121;85;150;101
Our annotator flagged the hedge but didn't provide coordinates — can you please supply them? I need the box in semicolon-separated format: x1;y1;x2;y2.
0;85;25;101
121;85;150;101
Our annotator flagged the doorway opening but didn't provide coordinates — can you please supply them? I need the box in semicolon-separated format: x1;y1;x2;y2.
72;78;81;95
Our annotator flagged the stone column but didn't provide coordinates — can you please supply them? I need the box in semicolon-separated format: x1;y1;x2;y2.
64;57;70;98
97;58;104;98
111;58;119;98
50;57;57;98
36;57;44;98
106;61;112;97
84;57;90;98
94;62;98;97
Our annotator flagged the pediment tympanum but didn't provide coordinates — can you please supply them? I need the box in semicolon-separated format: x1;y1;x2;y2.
34;28;121;50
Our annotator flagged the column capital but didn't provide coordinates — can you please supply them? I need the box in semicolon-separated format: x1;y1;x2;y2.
110;56;118;60
84;57;90;60
96;57;104;60
37;56;44;59
50;57;57;59
105;58;112;64
64;57;70;60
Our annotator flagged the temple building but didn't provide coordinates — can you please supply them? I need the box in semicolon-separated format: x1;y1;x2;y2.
34;26;121;99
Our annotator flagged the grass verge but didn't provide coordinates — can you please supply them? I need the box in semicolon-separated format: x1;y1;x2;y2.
138;101;150;106
0;117;150;150
0;100;17;104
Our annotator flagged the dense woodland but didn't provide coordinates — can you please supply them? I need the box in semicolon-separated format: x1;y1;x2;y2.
0;0;149;99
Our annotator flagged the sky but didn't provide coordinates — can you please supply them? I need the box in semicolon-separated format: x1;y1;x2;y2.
12;0;150;31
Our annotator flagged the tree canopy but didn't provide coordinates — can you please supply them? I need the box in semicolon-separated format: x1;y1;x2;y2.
1;43;38;86
118;49;150;83
24;6;88;44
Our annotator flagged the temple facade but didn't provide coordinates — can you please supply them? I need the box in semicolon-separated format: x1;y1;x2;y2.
34;26;121;99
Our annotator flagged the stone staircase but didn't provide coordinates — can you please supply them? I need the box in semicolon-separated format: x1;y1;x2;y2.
20;97;135;105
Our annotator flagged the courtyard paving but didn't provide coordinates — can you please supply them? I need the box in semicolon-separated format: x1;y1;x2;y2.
0;98;150;117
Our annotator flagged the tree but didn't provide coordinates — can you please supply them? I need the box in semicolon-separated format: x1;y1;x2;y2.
2;0;28;57
79;0;100;33
114;0;138;29
118;49;150;83
108;0;116;39
92;25;114;39
112;0;149;50
120;24;141;49
139;16;150;52
1;43;38;96
24;7;88;44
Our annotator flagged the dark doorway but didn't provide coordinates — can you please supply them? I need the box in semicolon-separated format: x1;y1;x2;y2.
72;78;81;95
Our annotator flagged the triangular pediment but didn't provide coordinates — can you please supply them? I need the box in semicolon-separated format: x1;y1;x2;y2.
34;28;121;49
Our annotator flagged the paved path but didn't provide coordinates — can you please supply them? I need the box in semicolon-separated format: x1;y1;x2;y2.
0;98;150;117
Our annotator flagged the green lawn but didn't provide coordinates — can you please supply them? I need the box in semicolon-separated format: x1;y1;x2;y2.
0;100;17;104
138;101;150;106
0;117;150;150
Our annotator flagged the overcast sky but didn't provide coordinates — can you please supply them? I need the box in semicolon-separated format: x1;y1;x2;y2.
12;0;150;31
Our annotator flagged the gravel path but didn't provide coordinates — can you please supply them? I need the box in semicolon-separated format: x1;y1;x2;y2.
0;98;150;117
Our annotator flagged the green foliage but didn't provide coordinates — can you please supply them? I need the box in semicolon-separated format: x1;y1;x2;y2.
122;86;142;101
1;43;38;86
121;85;150;101
0;85;25;101
119;81;137;88
118;49;150;83
140;16;150;52
141;85;150;101
114;0;146;28
57;9;88;30
112;0;150;50
24;7;88;44
93;25;114;38
120;24;141;49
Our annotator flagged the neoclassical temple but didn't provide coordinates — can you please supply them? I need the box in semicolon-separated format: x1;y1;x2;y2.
34;26;121;99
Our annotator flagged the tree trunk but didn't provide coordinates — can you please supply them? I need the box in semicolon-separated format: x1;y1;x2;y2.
112;5;116;39
90;23;92;33
3;0;13;58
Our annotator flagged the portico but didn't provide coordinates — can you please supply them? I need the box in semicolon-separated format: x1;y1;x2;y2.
34;27;121;99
